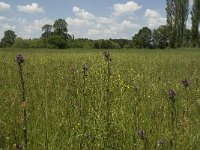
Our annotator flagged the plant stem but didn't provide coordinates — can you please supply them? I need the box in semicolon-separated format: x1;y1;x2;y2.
18;63;27;150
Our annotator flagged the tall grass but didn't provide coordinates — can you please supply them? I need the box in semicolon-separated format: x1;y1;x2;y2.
0;48;200;149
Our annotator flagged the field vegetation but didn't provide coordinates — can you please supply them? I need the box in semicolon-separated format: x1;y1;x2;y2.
0;48;200;149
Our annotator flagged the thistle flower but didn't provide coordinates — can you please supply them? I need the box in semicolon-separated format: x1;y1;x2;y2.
16;144;23;150
157;138;164;146
182;79;189;88
103;51;111;62
82;64;89;77
168;89;175;99
15;54;24;64
136;129;145;140
82;64;89;71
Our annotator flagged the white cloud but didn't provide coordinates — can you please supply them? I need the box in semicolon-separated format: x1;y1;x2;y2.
24;18;53;35
189;0;193;6
17;18;27;24
0;2;10;11
0;16;5;21
66;5;141;39
17;3;44;14
112;1;142;16
144;9;166;28
0;23;16;31
66;17;94;27
97;17;113;24
186;14;192;29
73;6;95;20
120;20;140;29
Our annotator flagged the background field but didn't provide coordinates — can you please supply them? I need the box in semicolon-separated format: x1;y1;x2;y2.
0;48;200;149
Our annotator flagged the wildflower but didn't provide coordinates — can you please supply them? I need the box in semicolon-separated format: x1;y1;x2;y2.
157;138;164;146
136;129;145;140
16;143;23;150
15;54;24;64
182;79;189;88
103;51;111;62
69;64;76;72
168;89;175;99
82;64;89;71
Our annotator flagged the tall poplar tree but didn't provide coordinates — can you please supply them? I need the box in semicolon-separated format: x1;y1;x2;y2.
166;0;189;48
191;0;200;47
166;0;176;48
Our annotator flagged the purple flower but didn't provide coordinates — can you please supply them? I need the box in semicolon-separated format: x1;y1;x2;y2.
82;64;89;71
182;79;189;88
157;138;164;145
168;89;175;99
136;129;145;140
103;51;111;62
15;54;24;64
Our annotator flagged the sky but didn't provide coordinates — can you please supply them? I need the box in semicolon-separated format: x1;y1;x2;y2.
0;0;193;40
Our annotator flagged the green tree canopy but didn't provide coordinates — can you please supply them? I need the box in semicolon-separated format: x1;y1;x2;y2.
166;0;189;48
1;30;17;47
42;24;53;37
53;19;69;40
132;27;152;48
152;25;169;49
191;0;200;47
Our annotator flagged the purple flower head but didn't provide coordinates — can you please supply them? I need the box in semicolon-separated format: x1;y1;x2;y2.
15;54;24;64
136;129;145;140
182;79;189;88
167;89;175;99
103;51;111;62
157;138;164;145
82;64;89;71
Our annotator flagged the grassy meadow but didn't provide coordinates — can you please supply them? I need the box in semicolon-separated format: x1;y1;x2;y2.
0;48;200;149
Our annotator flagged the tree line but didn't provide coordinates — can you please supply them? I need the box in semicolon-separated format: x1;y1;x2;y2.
0;0;200;49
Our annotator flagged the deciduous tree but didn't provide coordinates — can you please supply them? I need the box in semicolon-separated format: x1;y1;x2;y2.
191;0;200;47
1;30;17;47
166;0;189;48
53;19;69;40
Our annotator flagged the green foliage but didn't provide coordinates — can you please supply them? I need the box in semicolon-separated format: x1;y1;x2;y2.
42;24;53;37
53;19;69;40
12;38;30;48
132;27;152;48
191;0;200;47
182;29;192;47
47;35;67;49
166;0;189;48
152;25;169;49
67;38;95;49
94;40;120;49
1;30;17;47
110;39;132;48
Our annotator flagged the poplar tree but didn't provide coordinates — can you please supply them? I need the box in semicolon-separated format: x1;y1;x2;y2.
166;0;189;48
191;0;200;47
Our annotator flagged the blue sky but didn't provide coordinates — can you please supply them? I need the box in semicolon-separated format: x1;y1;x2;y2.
0;0;192;40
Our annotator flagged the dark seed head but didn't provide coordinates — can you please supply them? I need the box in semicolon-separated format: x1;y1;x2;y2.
82;64;89;71
15;54;24;64
136;129;145;140
157;138;164;145
167;89;175;99
16;144;23;150
182;79;189;88
103;51;111;62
